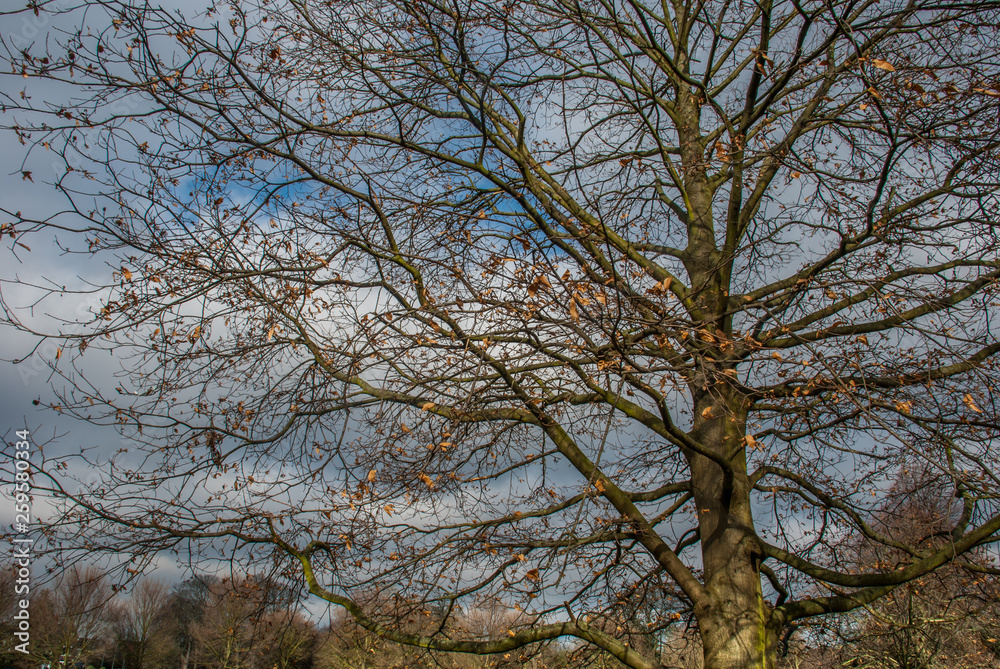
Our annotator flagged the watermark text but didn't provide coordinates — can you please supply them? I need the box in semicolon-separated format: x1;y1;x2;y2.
12;429;32;654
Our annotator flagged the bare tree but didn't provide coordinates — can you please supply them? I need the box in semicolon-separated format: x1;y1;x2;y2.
815;466;1000;669
315;614;390;669
315;594;447;669
255;609;317;669
110;579;178;669
168;577;216;669
5;0;1000;667
27;566;113;669
0;568;27;667
190;575;305;669
316;595;541;669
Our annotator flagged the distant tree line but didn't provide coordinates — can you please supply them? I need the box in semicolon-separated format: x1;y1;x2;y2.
0;496;998;669
0;570;317;669
0;568;578;669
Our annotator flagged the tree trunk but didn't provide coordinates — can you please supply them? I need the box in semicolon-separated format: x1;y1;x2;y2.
696;554;779;669
689;388;780;669
675;74;777;666
693;479;781;669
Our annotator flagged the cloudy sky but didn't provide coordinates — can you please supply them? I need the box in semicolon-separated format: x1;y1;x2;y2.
0;1;208;588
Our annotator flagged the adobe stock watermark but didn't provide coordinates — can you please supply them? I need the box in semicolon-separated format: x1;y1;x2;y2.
11;429;33;655
5;0;74;51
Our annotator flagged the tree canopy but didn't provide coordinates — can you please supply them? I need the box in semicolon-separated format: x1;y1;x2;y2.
4;0;1000;667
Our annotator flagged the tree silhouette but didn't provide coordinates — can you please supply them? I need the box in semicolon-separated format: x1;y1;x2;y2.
819;465;1000;669
4;0;1000;666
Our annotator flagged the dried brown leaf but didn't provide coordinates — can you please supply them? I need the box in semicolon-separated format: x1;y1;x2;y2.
963;393;983;413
